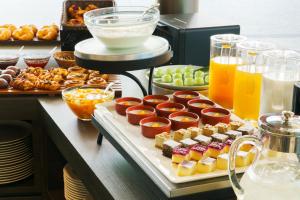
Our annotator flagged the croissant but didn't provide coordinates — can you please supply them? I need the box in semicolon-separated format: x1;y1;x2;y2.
10;78;35;91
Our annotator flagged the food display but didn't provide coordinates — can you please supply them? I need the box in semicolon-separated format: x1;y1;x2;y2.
187;99;215;117
62;85;114;121
143;95;170;108
23;53;51;68
53;51;76;68
140;116;171;138
173;90;200;106
0;24;59;41
115;97;142;115
67;4;98;26
156;102;185;118
150;65;209;90
126;105;156;125
201;107;231;125
0;54;19;69
169;111;199;131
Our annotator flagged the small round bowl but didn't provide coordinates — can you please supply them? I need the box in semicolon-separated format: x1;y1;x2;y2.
169;111;199;131
140;116;171;138
187;99;216;117
115;97;142;116
23;53;51;68
0;54;19;69
143;95;170;108
126;105;156;125
84;6;159;49
62;85;114;121
201;107;231;125
173;91;200;106
156;102;185;118
53;51;76;68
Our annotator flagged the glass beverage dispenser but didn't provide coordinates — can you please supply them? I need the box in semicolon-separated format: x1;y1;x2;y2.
209;34;247;109
260;50;300;114
228;111;300;200
233;41;275;120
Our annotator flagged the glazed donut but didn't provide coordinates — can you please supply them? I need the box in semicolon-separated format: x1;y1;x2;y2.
12;27;34;41
64;80;85;88
0;28;11;41
20;24;37;36
87;77;107;86
67;73;88;81
37;27;58;41
68;66;86;74
0;24;16;33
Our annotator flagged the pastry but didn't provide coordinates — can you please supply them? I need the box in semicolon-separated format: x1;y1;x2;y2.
12;27;34;41
85;4;98;11
38;72;53;80
216;153;229;170
173;129;191;142
211;133;229;143
215;123;229;133
42;24;59;33
172;147;189;164
194;134;212;146
236;151;250;167
177;160;197;176
68;66;86;74
155;132;170;149
51;68;68;77
37;27;58;40
197;157;216;173
224;130;242;139
20;24;37;36
202;124;217;136
35;80;60;91
10;78;35;90
18;73;39;83
67;73;88;81
189;144;208;161
187;127;201;139
2;69;16;77
162;140;182;158
0;28;11;41
64;80;85;88
0;78;8;89
224;139;233;153
52;75;64;83
87;77;107;86
0;74;12;83
6;66;20;75
1;24;16;33
237;124;254;135
68;18;84;26
24;67;44;76
180;138;198;148
100;74;109;81
230;121;244;130
207;142;225;158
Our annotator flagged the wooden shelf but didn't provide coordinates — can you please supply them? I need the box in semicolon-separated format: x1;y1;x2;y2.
47;189;65;200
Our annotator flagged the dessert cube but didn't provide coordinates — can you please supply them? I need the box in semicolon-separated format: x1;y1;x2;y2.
239;144;253;152
189;144;208;161
236;151;250;167
224;139;234;153
180;138;198;148
225;130;242;139
230;121;244;130
155;132;171;149
172;147;189;164
216;153;229;170
207;142;225;158
173;129;191;142
162;140;182;158
194;134;212;146
237;124;254;135
202;124;217;136
177;160;197;176
197;157;216;173
211;133;229;143
187;127;201;139
215;123;229;133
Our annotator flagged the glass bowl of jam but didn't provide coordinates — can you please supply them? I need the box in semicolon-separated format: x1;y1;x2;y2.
0;54;19;69
23;53;51;68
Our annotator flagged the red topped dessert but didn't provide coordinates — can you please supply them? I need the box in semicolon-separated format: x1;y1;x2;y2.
189;144;208;161
172;147;190;164
208;142;225;158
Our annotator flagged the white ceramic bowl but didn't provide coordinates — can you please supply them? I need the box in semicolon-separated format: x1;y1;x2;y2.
84;6;160;49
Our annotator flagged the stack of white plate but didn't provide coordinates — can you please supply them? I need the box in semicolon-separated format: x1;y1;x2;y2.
63;164;92;200
0;122;33;185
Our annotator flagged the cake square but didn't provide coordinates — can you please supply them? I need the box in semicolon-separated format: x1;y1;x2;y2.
180;138;198;148
187;127;201;139
230;121;244;130
211;133;229;143
197;157;216;173
225;130;242;139
207;142;225;158
237;124;254;135
189;144;208;161
172;147;190;164
194;134;212;146
173;129;191;142
216;153;229;170
202;124;217;136
239;143;253;152
162;140;182;158
155;132;171;149
177;160;197;176
215;123;229;133
236;151;250;167
224;139;234;153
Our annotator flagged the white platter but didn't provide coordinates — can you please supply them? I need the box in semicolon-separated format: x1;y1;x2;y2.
94;100;246;184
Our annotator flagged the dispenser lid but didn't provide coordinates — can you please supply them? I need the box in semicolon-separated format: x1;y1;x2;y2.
259;111;300;137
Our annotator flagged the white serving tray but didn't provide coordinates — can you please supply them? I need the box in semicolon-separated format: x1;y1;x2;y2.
94;101;246;184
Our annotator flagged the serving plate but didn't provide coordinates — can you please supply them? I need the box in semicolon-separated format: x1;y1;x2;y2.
146;65;209;91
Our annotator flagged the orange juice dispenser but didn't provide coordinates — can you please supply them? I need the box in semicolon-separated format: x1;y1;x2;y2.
233;41;275;120
260;50;300;114
208;34;247;108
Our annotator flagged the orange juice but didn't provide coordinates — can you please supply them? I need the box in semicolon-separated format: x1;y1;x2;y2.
209;56;239;108
233;66;263;120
